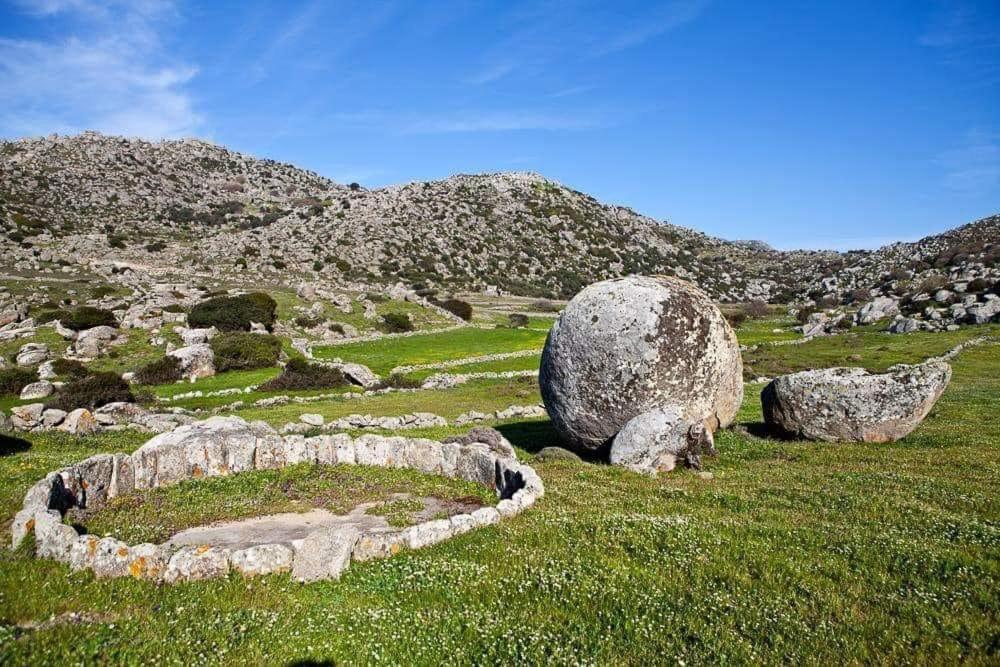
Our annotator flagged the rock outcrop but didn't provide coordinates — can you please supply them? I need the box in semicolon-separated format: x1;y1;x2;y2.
761;361;952;442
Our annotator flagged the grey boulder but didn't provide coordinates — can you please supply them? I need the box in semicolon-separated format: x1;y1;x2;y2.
609;405;717;474
292;527;358;582
539;276;743;453
168;343;216;381
762;361;952;442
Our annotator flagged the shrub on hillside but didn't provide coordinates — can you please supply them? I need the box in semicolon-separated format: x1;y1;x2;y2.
796;306;818;325
188;292;277;331
45;372;133;411
744;300;769;319
377;373;421;390
259;359;347;391
51;358;89;379
0;367;36;396
380;312;413;333
966;277;989;293
62;306;118;331
724;310;747;328
210;332;282;372
436;299;473;321
134;355;183;385
532;299;560;313
849;288;872;304
508;313;529;328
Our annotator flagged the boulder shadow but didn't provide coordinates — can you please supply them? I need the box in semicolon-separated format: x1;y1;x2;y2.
494;420;608;463
0;434;31;456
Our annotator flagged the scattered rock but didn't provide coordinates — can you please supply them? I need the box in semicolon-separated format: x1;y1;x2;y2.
762;361;952;442
168;343;215;381
292;527;358;582
58;408;98;435
20;380;54;400
16;343;48;366
609;405;716;474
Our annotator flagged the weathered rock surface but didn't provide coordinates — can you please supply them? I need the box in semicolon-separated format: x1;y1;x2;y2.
168;343;216;381
73;326;118;359
539;276;743;453
16;343;48;366
230;543;294;577
854;296;900;325
761;361;952;442
20;380;53;400
609;406;716;474
291;527;358;583
58;408;98;435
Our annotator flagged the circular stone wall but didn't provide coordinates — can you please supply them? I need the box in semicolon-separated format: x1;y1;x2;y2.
539;275;743;452
11;416;543;584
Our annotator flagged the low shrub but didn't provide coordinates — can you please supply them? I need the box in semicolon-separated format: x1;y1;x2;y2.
724;310;747;328
188;292;277;332
532;299;560;312
966;277;989;293
51;358;89;379
45;372;133;411
796;306;818;325
294;314;323;328
377;373;421;390
62;306;118;331
134;355;183;385
210;332;282;372
508;313;529;328
380;312;413;333
0;367;36;396
259;359;347;391
743;300;769;319
437;299;473;321
162;304;186;314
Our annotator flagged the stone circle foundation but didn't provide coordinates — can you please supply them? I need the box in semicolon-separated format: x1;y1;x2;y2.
10;416;544;584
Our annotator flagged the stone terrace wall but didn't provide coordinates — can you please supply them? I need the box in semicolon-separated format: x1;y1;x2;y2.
11;416;543;584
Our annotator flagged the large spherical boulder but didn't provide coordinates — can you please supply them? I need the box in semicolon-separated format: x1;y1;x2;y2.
539;276;743;453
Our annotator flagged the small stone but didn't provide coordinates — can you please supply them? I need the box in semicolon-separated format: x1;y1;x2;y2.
292;527;358;582
230;543;294;577
21;380;53;400
300;413;324;427
163;545;231;583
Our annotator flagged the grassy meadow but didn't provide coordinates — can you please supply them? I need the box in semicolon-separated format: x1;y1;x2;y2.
0;312;997;664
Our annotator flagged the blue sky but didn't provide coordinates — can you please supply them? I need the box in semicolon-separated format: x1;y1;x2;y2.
1;0;997;249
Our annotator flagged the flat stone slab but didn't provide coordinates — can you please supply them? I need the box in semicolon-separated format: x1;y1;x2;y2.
165;495;482;551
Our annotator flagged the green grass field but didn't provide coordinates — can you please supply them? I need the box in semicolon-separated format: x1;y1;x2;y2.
0;314;997;663
313;325;550;375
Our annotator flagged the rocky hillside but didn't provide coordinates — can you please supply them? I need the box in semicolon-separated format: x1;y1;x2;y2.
1;132;996;304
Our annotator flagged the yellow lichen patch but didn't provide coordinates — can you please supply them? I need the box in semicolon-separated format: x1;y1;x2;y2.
129;557;147;578
117;547;129;557
195;545;210;555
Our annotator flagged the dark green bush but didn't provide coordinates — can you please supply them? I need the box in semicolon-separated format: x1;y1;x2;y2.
259;359;347;391
62;306;118;331
377;373;421;390
380;312;413;333
966;277;989;292
51;358;89;379
438;299;473;321
796;307;818;325
294;315;323;328
188;292;277;331
0;367;36;396
724;310;747;328
162;304;186;313
508;313;529;328
134;355;183;385
210;332;282;372
145;241;167;252
45;372;133;411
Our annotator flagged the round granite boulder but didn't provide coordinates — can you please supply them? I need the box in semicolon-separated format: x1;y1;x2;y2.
539;276;743;453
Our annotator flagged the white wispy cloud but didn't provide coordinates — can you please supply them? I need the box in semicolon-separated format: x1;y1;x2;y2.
0;0;200;139
937;129;1000;196
330;109;610;134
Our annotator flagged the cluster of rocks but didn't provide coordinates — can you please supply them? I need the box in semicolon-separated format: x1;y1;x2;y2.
2;401;194;435
12;416;543;584
281;412;447;434
455;404;547;425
